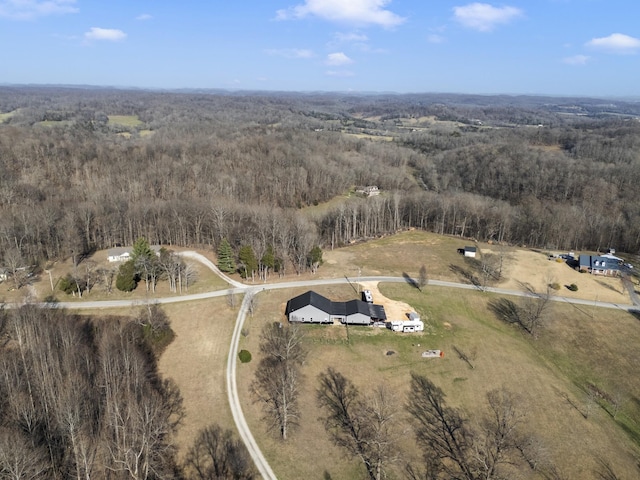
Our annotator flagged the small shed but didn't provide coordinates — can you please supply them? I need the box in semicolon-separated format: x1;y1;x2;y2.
463;246;477;258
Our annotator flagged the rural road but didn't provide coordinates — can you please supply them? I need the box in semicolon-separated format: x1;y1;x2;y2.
12;251;638;479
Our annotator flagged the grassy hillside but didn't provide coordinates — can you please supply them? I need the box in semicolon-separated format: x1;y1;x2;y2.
232;231;640;479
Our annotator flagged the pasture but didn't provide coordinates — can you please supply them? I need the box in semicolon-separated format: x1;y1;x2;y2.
236;283;640;479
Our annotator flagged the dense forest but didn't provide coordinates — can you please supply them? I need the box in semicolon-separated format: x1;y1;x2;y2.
1;86;640;276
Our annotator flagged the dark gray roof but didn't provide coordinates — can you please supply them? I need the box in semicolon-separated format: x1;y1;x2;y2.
579;254;622;271
464;246;477;252
286;290;333;315
368;304;387;321
578;254;591;267
286;290;386;320
344;300;371;316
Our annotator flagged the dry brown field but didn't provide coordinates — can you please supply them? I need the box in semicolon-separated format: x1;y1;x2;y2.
234;282;640;480
158;298;238;458
4;231;639;478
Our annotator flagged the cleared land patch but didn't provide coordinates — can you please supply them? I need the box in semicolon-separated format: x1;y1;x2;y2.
107;114;144;127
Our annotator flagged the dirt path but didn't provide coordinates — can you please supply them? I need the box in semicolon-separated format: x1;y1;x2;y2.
359;281;415;321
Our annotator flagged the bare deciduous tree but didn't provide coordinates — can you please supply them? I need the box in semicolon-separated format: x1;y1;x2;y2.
4;247;27;290
419;264;428;291
407;374;533;480
250;323;306;441
184;424;256;480
259;322;306;364
316;367;400;480
251;357;300;441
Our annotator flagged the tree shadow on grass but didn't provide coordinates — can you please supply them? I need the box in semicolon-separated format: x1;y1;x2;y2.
628;309;640;321
596;279;621;294
487;297;521;327
449;264;480;287
402;272;419;290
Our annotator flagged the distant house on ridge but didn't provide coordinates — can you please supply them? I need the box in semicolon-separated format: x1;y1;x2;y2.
107;245;162;263
355;185;380;197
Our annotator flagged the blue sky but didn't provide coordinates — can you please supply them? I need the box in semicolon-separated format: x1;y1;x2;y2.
1;1;639;97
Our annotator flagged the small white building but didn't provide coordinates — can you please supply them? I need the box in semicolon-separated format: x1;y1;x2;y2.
464;246;477;258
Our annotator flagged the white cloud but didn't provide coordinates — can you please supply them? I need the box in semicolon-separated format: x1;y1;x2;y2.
276;0;405;28
427;34;445;44
326;52;353;66
0;0;78;20
136;13;152;21
265;48;314;59
84;27;127;42
586;33;640;54
453;3;522;32
563;55;589;66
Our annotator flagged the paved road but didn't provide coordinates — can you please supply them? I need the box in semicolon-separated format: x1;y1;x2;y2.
10;252;637;479
622;274;640;307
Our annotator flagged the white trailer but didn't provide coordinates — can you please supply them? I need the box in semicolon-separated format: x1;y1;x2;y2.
388;319;424;333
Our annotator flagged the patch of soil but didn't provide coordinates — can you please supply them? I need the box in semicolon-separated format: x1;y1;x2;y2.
359;281;414;321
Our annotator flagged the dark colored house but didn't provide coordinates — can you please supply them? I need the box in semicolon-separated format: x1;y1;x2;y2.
578;253;623;276
286;290;387;325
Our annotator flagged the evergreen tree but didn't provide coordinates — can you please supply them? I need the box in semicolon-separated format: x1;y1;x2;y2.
217;239;236;274
238;245;258;280
116;260;138;292
131;237;154;263
131;237;160;292
307;246;323;273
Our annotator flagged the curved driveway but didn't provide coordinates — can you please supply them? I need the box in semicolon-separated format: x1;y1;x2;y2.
17;252;637;479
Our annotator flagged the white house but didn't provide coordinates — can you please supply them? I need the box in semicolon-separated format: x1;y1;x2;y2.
107;245;162;262
107;247;132;263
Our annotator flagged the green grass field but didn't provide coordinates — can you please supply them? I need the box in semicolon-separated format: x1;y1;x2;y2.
107;115;144;127
0;110;17;122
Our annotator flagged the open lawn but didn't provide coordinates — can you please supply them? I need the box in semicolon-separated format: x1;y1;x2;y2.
158;298;240;459
0;247;229;304
320;230;635;305
108;114;144;127
0;110;17;122
237;283;640;479
321;230;474;281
